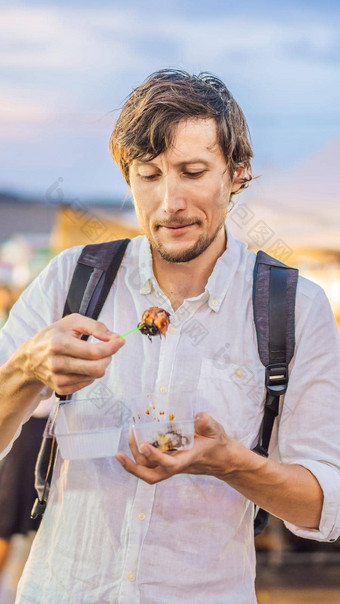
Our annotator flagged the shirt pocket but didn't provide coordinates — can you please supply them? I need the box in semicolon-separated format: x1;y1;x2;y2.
196;358;265;446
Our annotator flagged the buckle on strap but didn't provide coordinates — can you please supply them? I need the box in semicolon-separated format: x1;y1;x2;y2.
265;362;288;395
31;497;46;519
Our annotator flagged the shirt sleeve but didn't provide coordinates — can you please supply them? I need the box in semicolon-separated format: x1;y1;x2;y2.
0;245;83;457
277;281;340;542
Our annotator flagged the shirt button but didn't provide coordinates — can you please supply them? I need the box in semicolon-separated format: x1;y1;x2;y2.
138;512;146;521
235;369;244;379
127;573;136;582
211;299;218;307
170;326;177;335
159;385;167;393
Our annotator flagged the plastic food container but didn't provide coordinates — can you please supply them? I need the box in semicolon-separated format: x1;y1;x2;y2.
132;418;194;454
53;398;123;460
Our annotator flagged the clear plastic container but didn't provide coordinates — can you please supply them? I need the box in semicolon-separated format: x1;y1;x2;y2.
53;397;125;460
132;418;194;453
131;389;198;453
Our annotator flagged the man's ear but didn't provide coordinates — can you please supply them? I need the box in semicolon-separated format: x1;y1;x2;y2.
231;164;247;193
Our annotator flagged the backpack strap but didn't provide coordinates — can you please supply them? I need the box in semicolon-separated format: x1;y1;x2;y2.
63;239;130;320
252;251;298;536
31;239;130;519
252;250;298;458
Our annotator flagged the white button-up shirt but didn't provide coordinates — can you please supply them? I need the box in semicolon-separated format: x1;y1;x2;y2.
1;230;340;604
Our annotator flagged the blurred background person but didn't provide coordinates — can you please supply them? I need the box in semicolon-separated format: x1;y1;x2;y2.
0;397;54;604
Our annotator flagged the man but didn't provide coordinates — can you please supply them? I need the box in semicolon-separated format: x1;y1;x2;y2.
0;69;339;603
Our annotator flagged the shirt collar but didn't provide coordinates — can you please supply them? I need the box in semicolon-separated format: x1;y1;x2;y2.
138;236;154;294
205;227;247;312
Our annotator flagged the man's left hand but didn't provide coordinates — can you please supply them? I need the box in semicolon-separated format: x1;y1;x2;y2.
115;413;239;484
116;412;324;530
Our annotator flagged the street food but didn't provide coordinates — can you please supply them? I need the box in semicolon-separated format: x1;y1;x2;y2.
132;417;194;455
138;307;171;341
151;426;190;452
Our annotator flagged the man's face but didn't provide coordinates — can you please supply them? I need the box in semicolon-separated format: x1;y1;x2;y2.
129;118;242;263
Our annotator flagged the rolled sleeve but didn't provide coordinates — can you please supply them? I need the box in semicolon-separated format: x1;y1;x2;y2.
0;247;82;458
284;459;340;541
278;281;340;543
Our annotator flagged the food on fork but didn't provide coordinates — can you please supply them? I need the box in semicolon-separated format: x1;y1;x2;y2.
120;307;170;340
138;307;171;341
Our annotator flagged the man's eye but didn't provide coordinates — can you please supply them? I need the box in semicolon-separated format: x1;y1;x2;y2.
139;174;160;181
184;171;205;178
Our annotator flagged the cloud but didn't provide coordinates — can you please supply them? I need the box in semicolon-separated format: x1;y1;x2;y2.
1;5;339;89
0;6;143;71
0;98;50;125
0;2;339;196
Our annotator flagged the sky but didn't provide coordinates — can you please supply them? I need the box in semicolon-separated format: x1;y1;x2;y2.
1;0;340;203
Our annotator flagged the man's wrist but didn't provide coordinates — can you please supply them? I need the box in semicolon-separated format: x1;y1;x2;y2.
220;439;268;483
8;341;44;391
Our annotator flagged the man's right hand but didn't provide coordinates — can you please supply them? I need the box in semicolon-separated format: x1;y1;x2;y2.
21;313;125;395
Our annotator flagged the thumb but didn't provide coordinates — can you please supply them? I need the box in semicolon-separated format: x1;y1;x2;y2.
194;412;218;439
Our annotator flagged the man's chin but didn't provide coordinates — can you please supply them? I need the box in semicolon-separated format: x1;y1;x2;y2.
152;238;211;263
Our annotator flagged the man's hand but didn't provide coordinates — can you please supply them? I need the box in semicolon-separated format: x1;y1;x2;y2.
116;412;323;529
0;313;125;452
115;413;238;484
22;313;125;395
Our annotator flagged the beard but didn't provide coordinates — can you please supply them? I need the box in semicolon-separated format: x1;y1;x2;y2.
148;216;226;263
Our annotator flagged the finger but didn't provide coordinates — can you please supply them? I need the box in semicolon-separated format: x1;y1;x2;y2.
139;444;199;474
62;314;117;342
49;334;125;361
53;373;97;388
128;429;159;468
139;443;183;470
115;452;172;484
54;378;96;396
49;355;113;377
194;412;220;439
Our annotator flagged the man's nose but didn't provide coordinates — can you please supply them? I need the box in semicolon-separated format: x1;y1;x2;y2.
161;174;187;213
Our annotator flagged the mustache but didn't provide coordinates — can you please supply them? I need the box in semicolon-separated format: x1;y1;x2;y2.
155;217;202;229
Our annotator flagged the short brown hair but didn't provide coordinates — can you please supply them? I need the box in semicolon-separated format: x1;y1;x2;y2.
109;69;253;192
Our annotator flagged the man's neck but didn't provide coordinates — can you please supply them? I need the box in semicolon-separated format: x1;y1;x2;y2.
151;229;227;311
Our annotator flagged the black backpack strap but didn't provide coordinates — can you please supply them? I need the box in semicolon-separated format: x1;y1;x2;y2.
252;251;298;457
252;251;298;536
31;239;130;519
63;239;130;320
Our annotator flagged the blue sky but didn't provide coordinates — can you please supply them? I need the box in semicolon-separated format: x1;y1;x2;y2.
1;0;340;202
